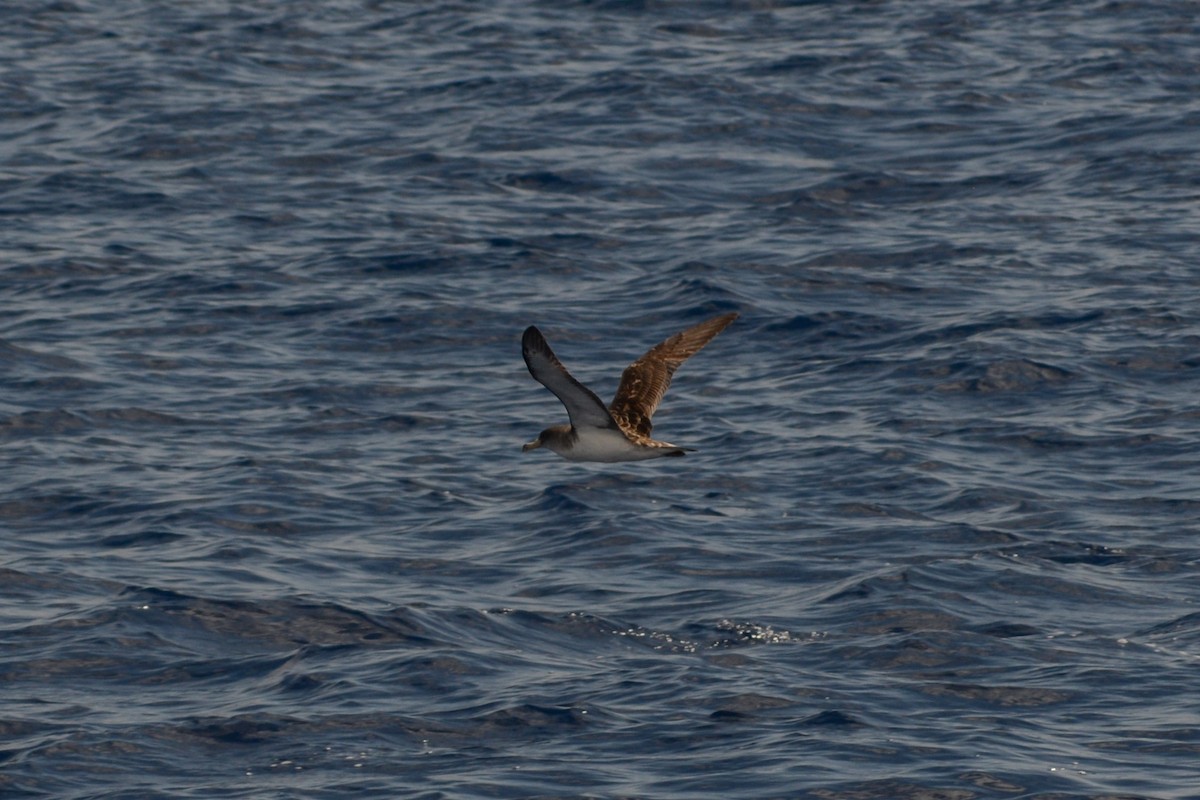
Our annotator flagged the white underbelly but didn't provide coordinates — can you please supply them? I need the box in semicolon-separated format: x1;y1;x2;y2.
559;428;674;462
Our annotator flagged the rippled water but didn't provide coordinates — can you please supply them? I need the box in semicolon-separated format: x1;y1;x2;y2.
3;1;1200;798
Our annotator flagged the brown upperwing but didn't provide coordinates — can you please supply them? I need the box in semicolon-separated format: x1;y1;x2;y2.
607;312;738;439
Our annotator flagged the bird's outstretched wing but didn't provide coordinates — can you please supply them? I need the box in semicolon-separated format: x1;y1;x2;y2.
609;312;738;439
522;326;619;431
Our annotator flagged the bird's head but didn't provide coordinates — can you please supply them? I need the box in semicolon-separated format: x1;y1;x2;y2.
522;424;570;454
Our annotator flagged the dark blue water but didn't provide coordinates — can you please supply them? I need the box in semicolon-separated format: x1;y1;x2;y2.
3;1;1199;798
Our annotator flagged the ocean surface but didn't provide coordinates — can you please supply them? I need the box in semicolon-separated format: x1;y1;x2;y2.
3;1;1199;798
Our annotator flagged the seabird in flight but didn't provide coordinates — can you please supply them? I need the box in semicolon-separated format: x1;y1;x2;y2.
521;312;738;462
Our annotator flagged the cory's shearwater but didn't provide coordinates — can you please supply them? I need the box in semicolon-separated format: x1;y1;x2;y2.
521;312;738;462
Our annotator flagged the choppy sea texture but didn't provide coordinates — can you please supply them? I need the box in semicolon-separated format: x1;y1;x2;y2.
3;1;1200;798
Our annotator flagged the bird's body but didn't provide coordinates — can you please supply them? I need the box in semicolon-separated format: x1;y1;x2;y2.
529;423;679;462
521;313;738;462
